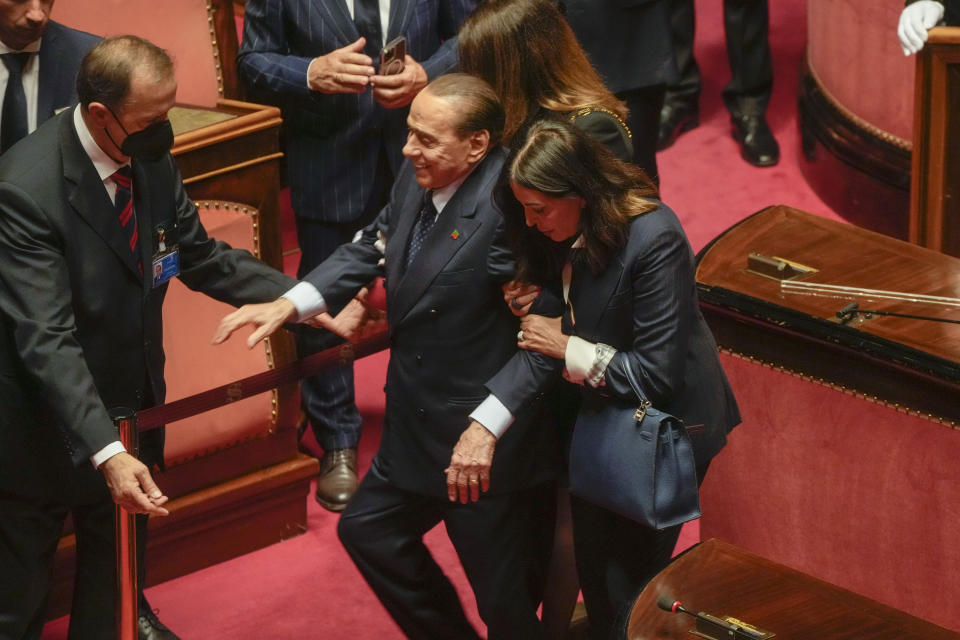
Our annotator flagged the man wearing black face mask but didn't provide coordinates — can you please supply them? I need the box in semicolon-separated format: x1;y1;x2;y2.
0;35;297;640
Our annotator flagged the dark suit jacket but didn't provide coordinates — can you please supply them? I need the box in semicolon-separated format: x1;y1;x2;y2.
304;148;558;497
561;0;677;93
567;201;740;467
946;0;960;25
237;0;476;224
0;21;97;155
35;21;99;124
0;110;297;504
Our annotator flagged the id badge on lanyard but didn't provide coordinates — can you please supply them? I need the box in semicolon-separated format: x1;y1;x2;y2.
151;225;180;287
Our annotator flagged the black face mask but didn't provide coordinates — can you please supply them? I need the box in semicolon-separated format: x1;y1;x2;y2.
105;106;174;159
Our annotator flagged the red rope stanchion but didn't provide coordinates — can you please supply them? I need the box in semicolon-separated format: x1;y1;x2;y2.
137;332;390;431
107;332;390;634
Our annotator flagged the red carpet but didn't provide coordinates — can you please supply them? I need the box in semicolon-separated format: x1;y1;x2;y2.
43;0;840;637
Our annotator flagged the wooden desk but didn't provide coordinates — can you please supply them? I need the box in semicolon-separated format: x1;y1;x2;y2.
696;204;960;425
170;100;285;266
627;539;959;640
693;206;960;630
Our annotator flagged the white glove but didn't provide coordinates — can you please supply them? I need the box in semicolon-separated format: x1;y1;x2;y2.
898;1;945;56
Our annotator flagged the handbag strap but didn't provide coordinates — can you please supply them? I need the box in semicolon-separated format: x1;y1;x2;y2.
618;357;650;409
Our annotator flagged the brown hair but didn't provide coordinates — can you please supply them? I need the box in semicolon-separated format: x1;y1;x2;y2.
458;0;626;145
424;73;505;147
498;119;658;281
77;35;174;111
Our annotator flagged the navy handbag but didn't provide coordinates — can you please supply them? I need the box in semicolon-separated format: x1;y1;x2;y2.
568;359;701;530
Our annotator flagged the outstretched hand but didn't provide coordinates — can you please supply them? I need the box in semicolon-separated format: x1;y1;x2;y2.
307;287;387;343
212;298;296;349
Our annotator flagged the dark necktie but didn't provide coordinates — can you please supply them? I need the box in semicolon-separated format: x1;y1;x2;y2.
112;166;142;273
405;194;438;269
1;52;31;154
354;0;383;61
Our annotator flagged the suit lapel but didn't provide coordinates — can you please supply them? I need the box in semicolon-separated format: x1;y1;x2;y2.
313;0;360;45
388;170;487;324
570;252;626;334
60;114;143;283
383;184;421;297
386;0;414;41
132;161;156;290
36;26;62;123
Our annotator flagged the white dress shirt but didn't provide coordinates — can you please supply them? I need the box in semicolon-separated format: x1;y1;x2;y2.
560;236;618;387
348;0;391;43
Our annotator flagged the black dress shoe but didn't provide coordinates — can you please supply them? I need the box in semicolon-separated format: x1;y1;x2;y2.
315;448;358;512
730;114;780;167
138;608;181;640
657;102;699;150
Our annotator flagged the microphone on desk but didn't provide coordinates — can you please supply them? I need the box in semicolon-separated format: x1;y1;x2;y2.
657;596;692;616
656;595;773;640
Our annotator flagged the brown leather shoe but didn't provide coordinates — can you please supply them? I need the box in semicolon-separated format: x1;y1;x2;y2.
315;448;358;512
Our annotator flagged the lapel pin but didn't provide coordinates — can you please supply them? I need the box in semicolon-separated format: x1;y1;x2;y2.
450;230;460;240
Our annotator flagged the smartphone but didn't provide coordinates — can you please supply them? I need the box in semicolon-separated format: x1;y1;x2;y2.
379;35;406;76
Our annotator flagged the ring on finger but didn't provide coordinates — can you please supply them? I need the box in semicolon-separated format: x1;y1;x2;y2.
517;329;524;342
510;297;524;310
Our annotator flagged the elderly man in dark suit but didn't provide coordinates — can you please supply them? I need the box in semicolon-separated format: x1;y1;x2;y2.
0;35;296;640
237;0;478;512
0;0;98;153
214;73;558;639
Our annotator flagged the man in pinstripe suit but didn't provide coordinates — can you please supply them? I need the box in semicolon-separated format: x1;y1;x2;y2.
237;0;477;511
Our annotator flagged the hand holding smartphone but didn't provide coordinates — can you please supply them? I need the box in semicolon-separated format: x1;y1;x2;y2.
379;35;407;76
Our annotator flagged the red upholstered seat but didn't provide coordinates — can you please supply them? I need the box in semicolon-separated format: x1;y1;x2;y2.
162;203;278;464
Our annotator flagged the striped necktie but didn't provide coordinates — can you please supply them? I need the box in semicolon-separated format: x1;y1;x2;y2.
112;166;141;273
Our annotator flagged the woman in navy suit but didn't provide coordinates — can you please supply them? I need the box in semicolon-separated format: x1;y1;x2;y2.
500;119;741;639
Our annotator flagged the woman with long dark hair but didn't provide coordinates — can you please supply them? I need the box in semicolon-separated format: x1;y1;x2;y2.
501;119;741;639
460;4;642;634
458;0;633;162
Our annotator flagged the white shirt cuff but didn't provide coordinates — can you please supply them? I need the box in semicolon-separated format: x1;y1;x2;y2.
469;394;515;439
564;335;596;385
282;282;328;321
565;336;617;388
91;441;127;469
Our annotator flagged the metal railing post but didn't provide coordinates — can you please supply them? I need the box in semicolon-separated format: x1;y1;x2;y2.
109;407;139;640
